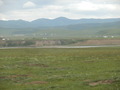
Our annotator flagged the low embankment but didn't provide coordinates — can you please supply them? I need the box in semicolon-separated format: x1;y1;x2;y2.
0;39;120;47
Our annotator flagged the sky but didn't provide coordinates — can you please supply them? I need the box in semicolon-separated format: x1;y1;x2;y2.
0;0;120;21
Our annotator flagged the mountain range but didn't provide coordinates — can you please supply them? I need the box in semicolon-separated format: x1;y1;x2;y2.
0;17;120;38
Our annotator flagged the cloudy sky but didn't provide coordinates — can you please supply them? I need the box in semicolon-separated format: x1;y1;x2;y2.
0;0;120;21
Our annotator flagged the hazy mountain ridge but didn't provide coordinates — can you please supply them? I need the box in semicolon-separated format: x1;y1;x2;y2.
0;17;120;28
0;17;120;38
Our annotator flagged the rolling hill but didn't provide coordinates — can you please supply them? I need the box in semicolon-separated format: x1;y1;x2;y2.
0;17;120;38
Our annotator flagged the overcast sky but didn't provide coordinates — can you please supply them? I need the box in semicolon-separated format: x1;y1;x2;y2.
0;0;120;21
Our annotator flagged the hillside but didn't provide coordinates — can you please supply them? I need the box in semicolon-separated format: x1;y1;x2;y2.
0;17;120;38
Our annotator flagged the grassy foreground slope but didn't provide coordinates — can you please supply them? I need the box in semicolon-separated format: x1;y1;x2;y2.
0;47;120;90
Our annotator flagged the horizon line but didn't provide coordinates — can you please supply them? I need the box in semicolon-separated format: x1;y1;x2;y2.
0;17;120;22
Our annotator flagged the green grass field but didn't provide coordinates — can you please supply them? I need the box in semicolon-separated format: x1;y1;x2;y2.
0;47;120;90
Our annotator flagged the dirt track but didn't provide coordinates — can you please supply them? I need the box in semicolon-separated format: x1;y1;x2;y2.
0;45;120;49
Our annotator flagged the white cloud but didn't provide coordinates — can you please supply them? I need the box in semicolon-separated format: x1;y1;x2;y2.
42;5;63;11
69;1;98;11
0;0;3;6
4;3;119;21
0;0;119;21
0;13;7;20
91;0;120;3
23;1;36;8
67;1;116;11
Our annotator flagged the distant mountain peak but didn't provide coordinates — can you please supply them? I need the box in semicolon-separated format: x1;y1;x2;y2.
54;17;69;20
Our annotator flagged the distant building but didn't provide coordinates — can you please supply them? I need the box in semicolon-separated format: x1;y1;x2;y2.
0;37;6;41
103;36;108;38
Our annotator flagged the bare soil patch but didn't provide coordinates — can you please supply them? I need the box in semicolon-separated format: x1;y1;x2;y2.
74;39;120;45
0;76;6;79
8;75;30;78
88;80;114;86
